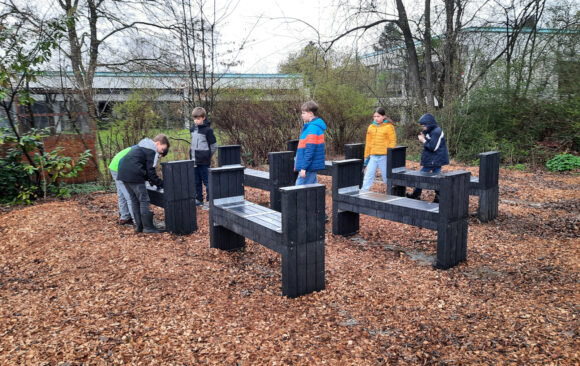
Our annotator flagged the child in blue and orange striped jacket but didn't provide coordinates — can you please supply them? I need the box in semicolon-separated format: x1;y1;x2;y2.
295;100;327;185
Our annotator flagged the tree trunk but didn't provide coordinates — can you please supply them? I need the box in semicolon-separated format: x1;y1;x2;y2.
395;0;424;103
424;0;435;108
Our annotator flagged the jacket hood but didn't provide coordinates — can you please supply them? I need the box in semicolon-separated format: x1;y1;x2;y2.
309;117;327;131
418;113;437;127
138;138;159;167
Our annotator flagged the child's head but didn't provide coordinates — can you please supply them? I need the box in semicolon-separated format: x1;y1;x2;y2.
192;107;207;125
373;107;388;124
153;134;170;156
301;101;318;123
418;113;436;131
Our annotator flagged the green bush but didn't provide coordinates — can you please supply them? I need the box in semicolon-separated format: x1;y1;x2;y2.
0;128;92;204
212;88;303;166
546;153;580;172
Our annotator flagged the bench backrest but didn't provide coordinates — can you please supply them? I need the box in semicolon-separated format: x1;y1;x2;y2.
438;170;471;221
287;139;299;156
218;145;242;166
280;184;326;245
478;151;500;189
387;146;407;178
160;159;198;234
209;165;245;202
332;159;363;200
269;151;296;210
345;143;365;160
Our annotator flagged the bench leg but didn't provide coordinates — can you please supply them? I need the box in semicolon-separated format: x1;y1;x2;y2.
281;240;325;298
165;199;197;235
435;219;468;269
210;223;245;250
332;205;359;236
478;186;498;222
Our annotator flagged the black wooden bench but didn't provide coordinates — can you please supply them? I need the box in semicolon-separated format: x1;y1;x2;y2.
332;159;470;269
217;145;295;211
286;139;365;177
146;159;197;235
209;165;326;298
386;146;500;222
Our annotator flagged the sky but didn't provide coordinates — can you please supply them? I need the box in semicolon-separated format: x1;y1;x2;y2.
216;0;380;74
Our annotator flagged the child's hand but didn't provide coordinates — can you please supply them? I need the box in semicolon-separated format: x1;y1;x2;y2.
300;169;306;178
418;134;426;143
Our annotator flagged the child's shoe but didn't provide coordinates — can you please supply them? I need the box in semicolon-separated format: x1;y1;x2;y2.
119;217;133;226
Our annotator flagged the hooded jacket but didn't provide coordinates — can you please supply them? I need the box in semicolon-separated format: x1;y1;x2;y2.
117;138;164;188
190;118;217;166
418;113;449;168
364;120;397;159
108;146;133;173
295;116;327;172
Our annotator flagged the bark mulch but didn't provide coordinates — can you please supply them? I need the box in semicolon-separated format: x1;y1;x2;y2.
0;163;578;364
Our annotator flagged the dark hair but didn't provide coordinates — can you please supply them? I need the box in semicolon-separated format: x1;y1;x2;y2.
153;134;170;154
301;100;319;115
192;107;207;118
374;107;387;116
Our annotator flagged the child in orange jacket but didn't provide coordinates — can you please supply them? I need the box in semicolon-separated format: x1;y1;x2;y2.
361;107;397;191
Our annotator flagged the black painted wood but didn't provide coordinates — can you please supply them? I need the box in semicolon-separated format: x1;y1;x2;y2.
146;159;197;235
287;139;299;155
217;145;295;211
333;158;470;269
218;145;242;166
269;151;297;211
210;165;325;298
386;146;407;196
331;159;362;236
387;146;500;222
469;151;500;222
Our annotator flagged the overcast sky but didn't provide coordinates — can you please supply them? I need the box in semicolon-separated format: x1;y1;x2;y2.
217;0;382;74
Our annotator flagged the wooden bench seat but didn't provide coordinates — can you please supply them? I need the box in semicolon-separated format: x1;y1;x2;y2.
209;165;326;298
333;159;470;269
387;146;499;222
336;188;440;230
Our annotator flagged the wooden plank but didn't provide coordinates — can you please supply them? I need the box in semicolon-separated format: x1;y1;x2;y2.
217;145;241;166
281;188;297;246
315;239;325;291
282;246;298;297
296;188;307;245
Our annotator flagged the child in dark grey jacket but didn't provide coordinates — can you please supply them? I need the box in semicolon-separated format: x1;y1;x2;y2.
118;134;169;233
190;107;217;207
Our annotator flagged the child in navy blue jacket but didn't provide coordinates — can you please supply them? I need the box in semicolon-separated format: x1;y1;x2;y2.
406;113;449;203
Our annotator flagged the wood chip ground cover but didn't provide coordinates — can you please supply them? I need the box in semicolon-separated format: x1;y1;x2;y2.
0;165;578;364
